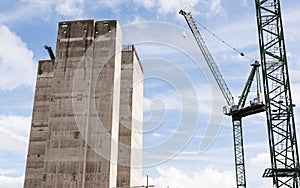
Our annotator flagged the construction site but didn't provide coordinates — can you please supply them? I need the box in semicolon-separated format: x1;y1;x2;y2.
21;0;300;188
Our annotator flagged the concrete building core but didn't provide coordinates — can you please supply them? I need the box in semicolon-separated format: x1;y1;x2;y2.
24;20;143;188
117;45;143;187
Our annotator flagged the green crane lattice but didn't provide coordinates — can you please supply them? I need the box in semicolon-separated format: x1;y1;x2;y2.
255;0;300;187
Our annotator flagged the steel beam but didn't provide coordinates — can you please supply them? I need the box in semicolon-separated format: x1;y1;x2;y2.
255;0;300;187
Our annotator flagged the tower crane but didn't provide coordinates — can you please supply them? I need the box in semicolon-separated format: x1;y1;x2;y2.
179;10;265;188
255;0;300;187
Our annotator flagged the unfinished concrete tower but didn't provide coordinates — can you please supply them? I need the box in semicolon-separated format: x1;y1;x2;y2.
24;59;55;187
24;20;143;188
117;45;143;187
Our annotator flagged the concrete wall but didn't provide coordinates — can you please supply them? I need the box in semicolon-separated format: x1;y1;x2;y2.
24;19;123;188
130;47;143;187
24;20;143;188
117;46;143;187
24;60;54;188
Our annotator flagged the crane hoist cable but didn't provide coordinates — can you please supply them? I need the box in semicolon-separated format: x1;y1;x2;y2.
193;17;259;76
192;17;258;64
193;20;245;57
179;9;234;106
180;9;266;188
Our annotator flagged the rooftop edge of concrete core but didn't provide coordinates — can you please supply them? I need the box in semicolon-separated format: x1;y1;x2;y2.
24;19;143;188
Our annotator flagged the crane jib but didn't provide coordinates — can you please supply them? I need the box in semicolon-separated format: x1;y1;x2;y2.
179;10;234;106
180;9;266;188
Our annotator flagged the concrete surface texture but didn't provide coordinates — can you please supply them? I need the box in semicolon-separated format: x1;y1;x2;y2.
24;19;143;188
117;45;143;187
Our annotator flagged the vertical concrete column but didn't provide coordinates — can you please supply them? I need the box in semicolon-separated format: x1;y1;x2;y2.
130;47;143;186
24;60;54;188
42;20;96;188
82;20;122;188
117;46;143;187
24;19;141;188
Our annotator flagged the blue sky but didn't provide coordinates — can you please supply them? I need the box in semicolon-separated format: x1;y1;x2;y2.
1;0;300;187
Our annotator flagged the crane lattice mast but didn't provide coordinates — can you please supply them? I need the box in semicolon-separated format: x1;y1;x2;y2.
180;10;265;188
255;0;300;187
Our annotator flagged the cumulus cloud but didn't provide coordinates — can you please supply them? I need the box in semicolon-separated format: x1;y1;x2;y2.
147;166;235;188
0;115;31;153
94;0;200;15
131;15;146;24
132;0;224;17
249;152;270;168
146;0;224;18
208;0;223;17
0;25;36;90
1;0;226;23
1;0;84;21
152;133;165;138
55;0;84;18
156;0;199;15
0;175;24;188
134;0;156;9
144;90;181;112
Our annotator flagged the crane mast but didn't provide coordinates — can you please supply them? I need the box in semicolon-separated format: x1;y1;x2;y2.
179;9;248;187
180;0;300;186
180;10;265;188
255;0;300;187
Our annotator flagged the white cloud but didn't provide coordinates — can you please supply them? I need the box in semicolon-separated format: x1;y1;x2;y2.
0;175;24;188
55;0;84;18
0;115;31;153
0;1;49;23
144;90;181;112
0;0;227;24
19;0;52;8
156;0;199;15
207;0;224;17
0;25;36;90
152;133;165;138
0;0;84;22
147;166;235;188
247;152;273;187
96;0;201;16
0;169;16;175
97;0;128;8
134;0;156;9
0;115;30;132
131;15;146;24
249;152;270;168
134;0;223;18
